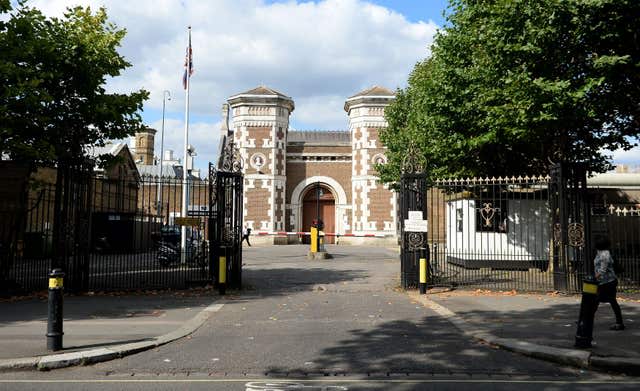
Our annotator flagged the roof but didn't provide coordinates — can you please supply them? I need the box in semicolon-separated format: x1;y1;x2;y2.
227;85;295;112
287;131;350;144
344;85;395;112
86;143;127;158
348;85;395;99
85;143;140;181
238;86;288;96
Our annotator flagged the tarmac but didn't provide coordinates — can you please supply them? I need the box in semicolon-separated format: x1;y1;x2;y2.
0;246;639;375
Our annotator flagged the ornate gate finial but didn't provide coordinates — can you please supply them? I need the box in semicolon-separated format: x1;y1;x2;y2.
220;139;243;173
401;141;427;174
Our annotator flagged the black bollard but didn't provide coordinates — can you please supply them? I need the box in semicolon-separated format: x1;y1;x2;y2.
47;269;65;351
575;276;599;348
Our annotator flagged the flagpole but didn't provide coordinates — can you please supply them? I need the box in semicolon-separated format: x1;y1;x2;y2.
181;26;191;264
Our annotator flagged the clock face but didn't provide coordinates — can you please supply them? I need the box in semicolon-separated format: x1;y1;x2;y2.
250;153;267;169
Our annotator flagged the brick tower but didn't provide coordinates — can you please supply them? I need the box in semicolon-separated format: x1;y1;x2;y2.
228;86;294;234
132;128;157;165
344;86;396;235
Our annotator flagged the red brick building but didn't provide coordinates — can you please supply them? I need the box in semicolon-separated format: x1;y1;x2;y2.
227;86;397;244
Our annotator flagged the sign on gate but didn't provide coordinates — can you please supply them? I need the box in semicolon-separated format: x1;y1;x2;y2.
404;210;428;232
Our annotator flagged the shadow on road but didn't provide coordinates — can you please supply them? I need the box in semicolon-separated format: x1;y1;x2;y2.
243;267;368;296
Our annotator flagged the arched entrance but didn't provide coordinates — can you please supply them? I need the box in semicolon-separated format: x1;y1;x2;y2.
302;184;335;244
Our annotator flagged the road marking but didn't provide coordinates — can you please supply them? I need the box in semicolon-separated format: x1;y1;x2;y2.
246;382;348;390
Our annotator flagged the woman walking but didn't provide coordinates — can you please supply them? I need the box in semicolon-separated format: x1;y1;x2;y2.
594;237;625;330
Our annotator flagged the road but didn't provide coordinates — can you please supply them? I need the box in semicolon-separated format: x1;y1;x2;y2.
1;245;637;390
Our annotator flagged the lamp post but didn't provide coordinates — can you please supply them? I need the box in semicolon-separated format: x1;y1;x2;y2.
157;90;171;220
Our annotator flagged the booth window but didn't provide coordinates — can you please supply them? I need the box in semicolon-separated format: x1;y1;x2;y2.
456;208;464;232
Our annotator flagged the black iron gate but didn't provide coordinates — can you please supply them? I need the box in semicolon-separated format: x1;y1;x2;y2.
399;150;429;289
399;158;596;293
550;163;591;292
208;142;244;292
51;162;93;293
399;173;429;289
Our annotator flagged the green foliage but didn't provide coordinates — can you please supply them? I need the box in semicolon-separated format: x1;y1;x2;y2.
0;2;148;167
379;0;640;183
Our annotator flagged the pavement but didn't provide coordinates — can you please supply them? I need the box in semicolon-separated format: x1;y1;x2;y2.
0;290;223;371
410;289;640;375
0;244;639;376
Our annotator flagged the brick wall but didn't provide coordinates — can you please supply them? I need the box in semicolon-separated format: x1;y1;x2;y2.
245;184;270;230
284;159;352;232
245;126;272;175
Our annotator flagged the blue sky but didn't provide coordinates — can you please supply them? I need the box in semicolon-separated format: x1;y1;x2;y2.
368;0;449;24
27;0;639;172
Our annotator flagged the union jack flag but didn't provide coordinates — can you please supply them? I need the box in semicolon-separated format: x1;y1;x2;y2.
182;32;193;89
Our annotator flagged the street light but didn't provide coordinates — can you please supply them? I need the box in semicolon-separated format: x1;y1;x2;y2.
157;90;171;220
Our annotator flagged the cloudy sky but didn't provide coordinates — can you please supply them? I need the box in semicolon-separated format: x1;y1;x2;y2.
22;0;640;172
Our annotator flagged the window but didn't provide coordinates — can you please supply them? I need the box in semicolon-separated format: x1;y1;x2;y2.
476;200;508;233
456;208;463;232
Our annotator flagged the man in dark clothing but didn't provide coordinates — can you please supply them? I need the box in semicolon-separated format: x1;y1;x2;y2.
242;225;251;247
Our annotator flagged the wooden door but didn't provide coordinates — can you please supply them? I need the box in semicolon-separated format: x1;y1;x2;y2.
301;186;335;244
321;201;335;244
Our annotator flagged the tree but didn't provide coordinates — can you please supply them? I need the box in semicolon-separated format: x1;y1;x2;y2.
379;0;640;183
0;2;148;168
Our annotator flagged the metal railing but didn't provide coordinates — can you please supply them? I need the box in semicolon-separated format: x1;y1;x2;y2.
2;174;213;294
400;174;640;293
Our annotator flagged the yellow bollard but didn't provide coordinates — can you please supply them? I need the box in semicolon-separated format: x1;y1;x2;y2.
218;256;226;295
419;258;427;294
310;227;318;253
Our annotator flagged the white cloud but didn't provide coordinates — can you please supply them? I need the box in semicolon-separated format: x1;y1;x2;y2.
292;94;351;130
28;0;437;114
26;0;439;170
145;118;221;173
612;146;640;165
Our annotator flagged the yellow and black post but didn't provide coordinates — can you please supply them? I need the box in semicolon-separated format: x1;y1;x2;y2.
219;252;227;295
310;226;319;253
575;276;599;348
47;269;64;351
419;247;428;294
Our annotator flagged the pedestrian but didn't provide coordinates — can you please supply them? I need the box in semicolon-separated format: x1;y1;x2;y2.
594;237;625;330
242;225;251;247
